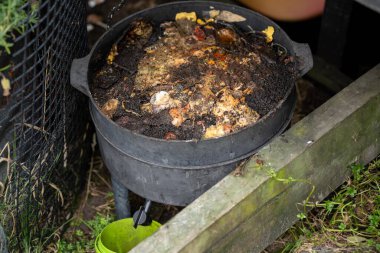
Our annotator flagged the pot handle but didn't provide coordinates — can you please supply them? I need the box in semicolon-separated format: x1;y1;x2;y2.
291;41;313;77
70;54;91;97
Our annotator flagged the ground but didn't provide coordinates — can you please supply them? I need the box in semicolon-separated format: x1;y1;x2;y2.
264;159;380;253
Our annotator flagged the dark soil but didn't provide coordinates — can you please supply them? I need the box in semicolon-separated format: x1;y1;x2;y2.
91;17;297;140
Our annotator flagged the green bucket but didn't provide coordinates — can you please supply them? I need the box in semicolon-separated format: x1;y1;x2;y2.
95;218;161;253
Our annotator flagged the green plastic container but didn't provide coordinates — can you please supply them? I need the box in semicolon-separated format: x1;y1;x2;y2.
95;218;161;253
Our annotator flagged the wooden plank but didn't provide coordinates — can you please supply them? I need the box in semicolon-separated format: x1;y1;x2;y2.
131;64;380;253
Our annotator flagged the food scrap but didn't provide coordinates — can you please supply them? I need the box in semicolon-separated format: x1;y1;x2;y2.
101;98;119;118
175;12;197;22
92;11;296;140
215;10;246;23
149;91;179;113
262;26;274;43
107;44;118;64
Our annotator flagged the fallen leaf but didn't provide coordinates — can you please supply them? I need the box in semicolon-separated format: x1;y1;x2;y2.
346;235;367;244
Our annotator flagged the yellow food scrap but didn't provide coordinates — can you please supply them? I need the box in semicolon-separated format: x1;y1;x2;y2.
192;49;205;57
141;102;153;114
101;99;119;118
172;57;187;66
203;124;226;139
262;26;274;43
197;18;214;25
175;12;197;22
197;19;206;25
107;44;118;64
203;46;219;52
1;77;11;96
146;49;155;54
243;87;253;95
209;10;220;19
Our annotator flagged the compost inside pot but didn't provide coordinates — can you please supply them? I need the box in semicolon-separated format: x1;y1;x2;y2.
91;11;297;140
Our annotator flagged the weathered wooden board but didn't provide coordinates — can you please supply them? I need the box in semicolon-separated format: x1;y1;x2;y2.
131;64;380;253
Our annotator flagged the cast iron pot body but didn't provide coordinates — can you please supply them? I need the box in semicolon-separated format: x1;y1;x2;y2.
70;1;313;206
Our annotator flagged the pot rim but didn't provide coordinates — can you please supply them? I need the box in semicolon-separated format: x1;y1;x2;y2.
88;1;297;144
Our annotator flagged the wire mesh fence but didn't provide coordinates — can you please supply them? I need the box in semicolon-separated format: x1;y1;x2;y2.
0;0;91;251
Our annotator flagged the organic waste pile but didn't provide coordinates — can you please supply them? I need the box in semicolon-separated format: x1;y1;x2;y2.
91;10;297;140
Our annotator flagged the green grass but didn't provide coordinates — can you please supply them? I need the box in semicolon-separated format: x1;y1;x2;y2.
0;0;38;54
57;213;115;253
281;158;380;252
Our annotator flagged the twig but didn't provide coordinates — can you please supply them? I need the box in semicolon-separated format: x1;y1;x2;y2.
122;101;141;117
78;134;97;215
15;123;50;136
94;170;112;190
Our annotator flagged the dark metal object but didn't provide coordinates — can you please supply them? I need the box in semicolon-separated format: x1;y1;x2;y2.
133;200;152;228
112;176;131;219
71;1;313;206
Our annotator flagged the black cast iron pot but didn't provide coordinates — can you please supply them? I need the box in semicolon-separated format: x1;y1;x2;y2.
70;1;313;207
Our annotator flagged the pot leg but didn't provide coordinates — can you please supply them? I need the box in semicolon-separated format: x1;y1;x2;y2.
111;176;131;219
